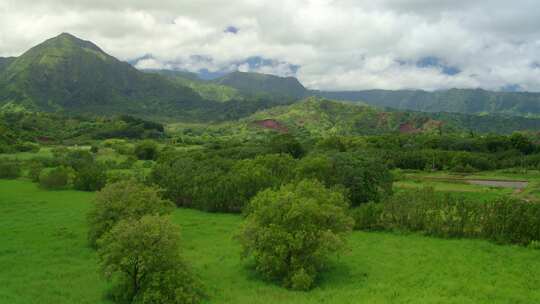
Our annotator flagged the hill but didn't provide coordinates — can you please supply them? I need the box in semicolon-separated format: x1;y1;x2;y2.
144;69;243;102
244;98;540;137
313;89;540;117
213;71;307;100
0;33;218;120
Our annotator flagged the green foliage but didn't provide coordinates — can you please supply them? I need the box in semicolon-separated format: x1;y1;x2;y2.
97;215;204;304
134;140;159;160
87;181;174;248
73;164;107;191
39;167;70;189
2;179;540;303
317;88;540;117
239;180;354;290
353;188;540;245
27;160;44;182
269;134;305;158
0;160;20;179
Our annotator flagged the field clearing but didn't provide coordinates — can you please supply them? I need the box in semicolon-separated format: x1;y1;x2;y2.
1;179;539;303
396;170;540;202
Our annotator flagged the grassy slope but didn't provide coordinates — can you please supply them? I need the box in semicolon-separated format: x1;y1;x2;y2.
1;180;540;303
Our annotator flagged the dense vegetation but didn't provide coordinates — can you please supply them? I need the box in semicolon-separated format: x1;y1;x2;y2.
2;32;540;304
315;88;540;117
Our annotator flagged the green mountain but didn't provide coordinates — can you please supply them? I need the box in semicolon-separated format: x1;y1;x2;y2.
0;33;215;119
144;69;243;102
244;97;540;137
213;71;307;99
313;89;540;117
0;57;16;73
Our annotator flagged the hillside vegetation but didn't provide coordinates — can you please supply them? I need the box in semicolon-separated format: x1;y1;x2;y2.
314;89;540;117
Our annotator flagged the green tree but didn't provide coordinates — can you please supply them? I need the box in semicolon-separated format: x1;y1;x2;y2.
134;140;159;160
97;215;204;304
74;164;107;191
269;134;305;159
39;167;70;189
239;180;354;290
87;181;174;247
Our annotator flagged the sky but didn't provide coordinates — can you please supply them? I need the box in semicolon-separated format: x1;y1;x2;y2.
1;0;540;91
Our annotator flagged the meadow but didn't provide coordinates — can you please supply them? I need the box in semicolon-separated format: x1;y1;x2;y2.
1;179;539;304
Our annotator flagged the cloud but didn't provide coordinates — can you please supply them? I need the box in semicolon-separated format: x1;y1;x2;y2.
1;0;540;91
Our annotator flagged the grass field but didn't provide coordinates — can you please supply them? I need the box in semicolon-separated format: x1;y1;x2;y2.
394;169;540;202
1;179;540;303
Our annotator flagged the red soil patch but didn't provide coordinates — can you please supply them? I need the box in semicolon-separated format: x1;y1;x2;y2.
252;119;289;133
399;123;420;134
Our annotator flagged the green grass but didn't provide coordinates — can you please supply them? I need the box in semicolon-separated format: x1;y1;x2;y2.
1;180;540;303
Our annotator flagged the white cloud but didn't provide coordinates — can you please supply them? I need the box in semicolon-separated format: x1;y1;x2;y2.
1;0;540;91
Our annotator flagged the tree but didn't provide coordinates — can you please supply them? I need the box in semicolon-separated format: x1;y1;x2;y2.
239;180;354;290
0;160;20;179
269;134;305;159
87;181;174;247
39;167;70;189
97;215;204;304
134;140;159;160
74;164;107;191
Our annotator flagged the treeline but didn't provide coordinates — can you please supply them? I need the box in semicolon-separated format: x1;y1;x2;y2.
151;141;393;213
0;112;165;153
353;188;540;246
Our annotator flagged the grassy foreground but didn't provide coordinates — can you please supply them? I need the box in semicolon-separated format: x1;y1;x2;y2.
1;180;539;303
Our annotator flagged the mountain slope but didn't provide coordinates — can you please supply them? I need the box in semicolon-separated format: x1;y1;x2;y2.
313;89;540;116
0;33;211;119
0;57;16;73
245;97;540;136
144;69;243;102
214;71;307;99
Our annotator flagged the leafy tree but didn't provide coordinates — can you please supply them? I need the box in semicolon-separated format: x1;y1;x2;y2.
27;160;44;182
295;153;393;206
0;160;20;179
269;134;305;159
239;180;354;290
510;133;535;155
134;140;159;160
39;167;70;189
74;164;107;191
87;181;174;247
97;215;204;304
64;150;95;171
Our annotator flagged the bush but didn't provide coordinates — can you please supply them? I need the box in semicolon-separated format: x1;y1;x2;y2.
0;160;21;179
134;140;159;160
74;164;107;191
87;180;174;248
27;161;44;182
98;215;204;304
39;167;70;189
64;150;95;171
355;188;540;245
239;180;354;290
296;153;393;206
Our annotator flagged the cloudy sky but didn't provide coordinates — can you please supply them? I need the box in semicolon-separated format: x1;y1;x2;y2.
1;0;540;91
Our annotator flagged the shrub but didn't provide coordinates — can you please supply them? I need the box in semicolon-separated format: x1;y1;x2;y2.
39;167;70;189
355;188;540;245
351;202;384;231
74;164;107;191
98;215;204;304
0;160;21;179
64;150;95;171
239;180;354;290
269;134;305;159
134;140;159;160
87;180;174;248
27;161;44;182
297;153;394;206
